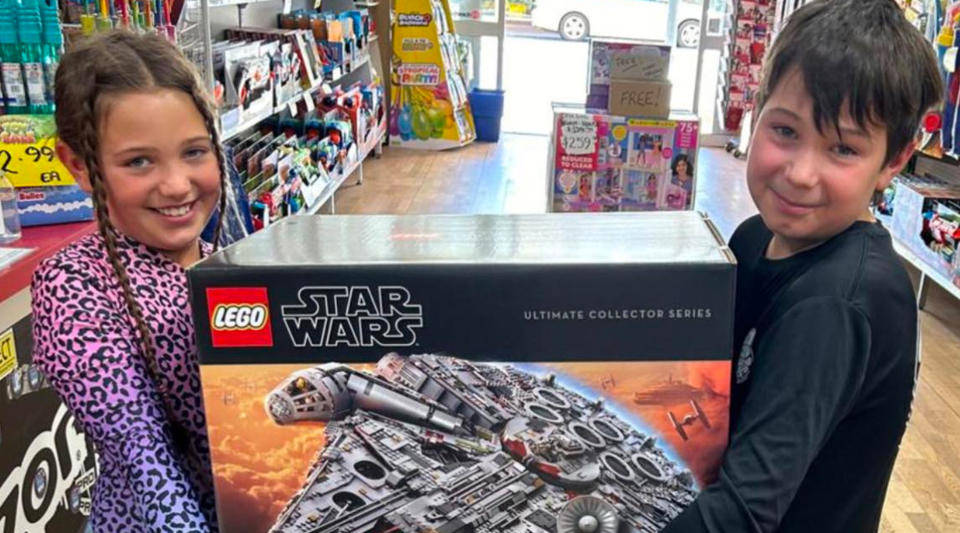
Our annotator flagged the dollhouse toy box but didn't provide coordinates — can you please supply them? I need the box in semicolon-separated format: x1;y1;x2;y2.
549;104;700;213
188;212;734;533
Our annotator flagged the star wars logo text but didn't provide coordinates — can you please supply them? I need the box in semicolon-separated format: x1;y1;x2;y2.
282;286;423;348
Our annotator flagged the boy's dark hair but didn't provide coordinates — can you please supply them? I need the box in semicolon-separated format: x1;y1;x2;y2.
756;0;943;166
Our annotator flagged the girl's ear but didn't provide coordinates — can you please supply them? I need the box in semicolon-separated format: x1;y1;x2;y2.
56;141;92;194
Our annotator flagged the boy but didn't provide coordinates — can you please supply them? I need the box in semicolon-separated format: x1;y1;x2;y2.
662;1;942;532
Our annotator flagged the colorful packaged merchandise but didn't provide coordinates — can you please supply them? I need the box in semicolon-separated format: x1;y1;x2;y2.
389;0;476;149
723;0;773;131
2;114;93;226
189;212;734;533
550;105;699;212
890;173;960;289
0;315;98;531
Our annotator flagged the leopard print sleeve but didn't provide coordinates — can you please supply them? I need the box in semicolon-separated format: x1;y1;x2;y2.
31;238;211;533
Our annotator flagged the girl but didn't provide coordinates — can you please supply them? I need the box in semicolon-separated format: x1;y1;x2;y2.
31;31;226;532
670;153;694;195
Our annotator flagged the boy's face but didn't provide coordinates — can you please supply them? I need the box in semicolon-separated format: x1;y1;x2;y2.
747;69;913;257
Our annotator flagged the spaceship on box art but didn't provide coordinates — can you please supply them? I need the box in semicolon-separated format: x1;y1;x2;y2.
263;353;698;533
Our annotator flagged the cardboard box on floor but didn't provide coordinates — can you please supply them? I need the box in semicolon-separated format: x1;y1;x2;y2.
189;212;734;533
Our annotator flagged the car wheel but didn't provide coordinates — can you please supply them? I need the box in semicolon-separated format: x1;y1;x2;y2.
559;12;589;41
677;19;700;48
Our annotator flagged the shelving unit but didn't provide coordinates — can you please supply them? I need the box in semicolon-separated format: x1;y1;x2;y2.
182;0;387;215
892;238;960;309
304;121;386;214
222;53;371;141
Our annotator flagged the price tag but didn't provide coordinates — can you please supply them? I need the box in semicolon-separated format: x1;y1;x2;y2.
1;115;76;187
2;141;75;187
288;99;299;117
304;93;316;112
0;326;18;381
560;114;597;156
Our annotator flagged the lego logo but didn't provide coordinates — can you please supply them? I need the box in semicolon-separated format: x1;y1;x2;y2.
206;287;274;347
212;304;269;331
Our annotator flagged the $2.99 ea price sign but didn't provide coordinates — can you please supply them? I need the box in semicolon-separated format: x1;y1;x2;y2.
0;115;76;188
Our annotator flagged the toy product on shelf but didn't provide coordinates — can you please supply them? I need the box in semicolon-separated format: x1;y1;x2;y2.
188;211;734;533
389;0;476;149
890;172;960;289
549;104;699;213
223;79;385;229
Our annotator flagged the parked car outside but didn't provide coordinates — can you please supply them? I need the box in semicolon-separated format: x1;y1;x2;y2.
531;0;702;47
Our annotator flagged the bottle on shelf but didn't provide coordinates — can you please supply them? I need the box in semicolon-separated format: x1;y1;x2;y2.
41;0;61;107
0;2;28;114
0;172;21;245
17;0;51;114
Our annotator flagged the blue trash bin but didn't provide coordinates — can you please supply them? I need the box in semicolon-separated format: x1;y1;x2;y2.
468;88;505;142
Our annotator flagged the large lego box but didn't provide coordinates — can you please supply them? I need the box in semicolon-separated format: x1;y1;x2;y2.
189;212;735;533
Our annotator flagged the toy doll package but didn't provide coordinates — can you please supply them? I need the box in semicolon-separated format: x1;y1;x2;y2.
550;106;699;213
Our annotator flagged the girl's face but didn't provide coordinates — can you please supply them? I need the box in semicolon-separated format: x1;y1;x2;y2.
676;159;688;176
61;89;220;266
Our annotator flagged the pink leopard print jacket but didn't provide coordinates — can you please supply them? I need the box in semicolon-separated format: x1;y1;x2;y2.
31;231;218;533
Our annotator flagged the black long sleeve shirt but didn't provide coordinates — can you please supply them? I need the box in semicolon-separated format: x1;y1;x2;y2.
663;215;919;533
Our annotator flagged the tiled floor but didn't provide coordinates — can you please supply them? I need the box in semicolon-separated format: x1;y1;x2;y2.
337;134;960;532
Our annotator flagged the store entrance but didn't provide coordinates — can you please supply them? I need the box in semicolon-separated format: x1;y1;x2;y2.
492;0;708;135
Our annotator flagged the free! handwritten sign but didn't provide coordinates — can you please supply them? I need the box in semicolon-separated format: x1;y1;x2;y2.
608;80;672;119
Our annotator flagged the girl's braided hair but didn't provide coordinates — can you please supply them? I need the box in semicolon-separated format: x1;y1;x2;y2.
54;30;227;399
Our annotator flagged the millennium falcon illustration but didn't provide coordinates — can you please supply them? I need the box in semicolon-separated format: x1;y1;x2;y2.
264;353;697;533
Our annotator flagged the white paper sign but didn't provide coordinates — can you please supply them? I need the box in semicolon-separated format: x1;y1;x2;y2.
611;53;668;80
560;114;597;156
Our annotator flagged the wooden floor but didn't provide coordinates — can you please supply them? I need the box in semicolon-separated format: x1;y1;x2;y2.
336;134;960;532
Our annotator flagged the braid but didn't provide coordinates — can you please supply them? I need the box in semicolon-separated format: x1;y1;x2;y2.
53;31;227;407
188;86;228;251
81;97;169;395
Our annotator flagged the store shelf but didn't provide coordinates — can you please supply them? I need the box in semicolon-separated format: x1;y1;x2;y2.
305;121;386;215
222;106;275;142
891;238;960;304
223;54;371;142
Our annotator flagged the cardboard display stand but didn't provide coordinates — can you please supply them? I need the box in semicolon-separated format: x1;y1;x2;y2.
189;211;734;533
389;0;476;149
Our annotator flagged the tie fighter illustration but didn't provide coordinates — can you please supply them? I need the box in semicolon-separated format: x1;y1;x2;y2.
668;399;711;441
600;375;616;390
